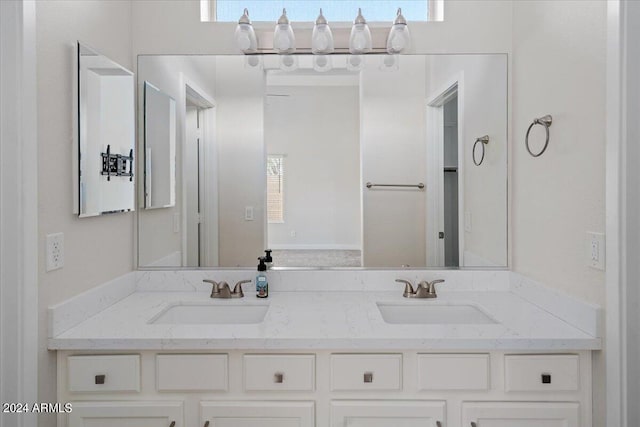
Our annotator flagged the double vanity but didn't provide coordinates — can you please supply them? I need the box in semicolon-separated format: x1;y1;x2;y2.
49;270;600;427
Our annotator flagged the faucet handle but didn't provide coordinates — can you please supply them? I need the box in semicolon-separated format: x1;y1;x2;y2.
204;279;219;296
233;280;251;297
427;279;445;295
395;279;415;297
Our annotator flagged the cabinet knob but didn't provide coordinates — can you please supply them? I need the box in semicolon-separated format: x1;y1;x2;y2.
471;422;477;427
363;372;374;383
204;422;210;427
437;422;442;427
541;373;552;384
274;372;284;383
94;374;106;385
169;422;175;427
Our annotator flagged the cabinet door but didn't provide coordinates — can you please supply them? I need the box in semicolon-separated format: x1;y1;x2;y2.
201;401;314;427
331;401;445;427
67;401;183;427
462;402;580;427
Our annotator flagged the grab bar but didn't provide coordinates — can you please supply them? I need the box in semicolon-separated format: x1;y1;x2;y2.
366;182;425;189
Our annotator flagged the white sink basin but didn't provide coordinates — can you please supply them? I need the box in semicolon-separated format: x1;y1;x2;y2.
377;302;497;325
149;302;269;325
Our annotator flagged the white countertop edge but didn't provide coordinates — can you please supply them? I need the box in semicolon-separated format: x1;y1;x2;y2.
48;337;601;351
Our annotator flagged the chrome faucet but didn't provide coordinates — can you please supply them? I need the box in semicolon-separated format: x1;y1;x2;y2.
204;280;251;298
395;279;445;298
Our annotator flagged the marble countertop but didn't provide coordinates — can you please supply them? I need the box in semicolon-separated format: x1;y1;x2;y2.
48;290;600;350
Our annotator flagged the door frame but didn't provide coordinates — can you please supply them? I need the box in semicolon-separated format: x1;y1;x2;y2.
426;74;465;266
0;1;38;426
606;1;640;426
179;74;217;267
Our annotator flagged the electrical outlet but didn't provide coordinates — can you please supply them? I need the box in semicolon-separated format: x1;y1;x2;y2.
173;213;180;233
46;232;64;271
245;206;254;221
586;232;605;270
465;211;472;232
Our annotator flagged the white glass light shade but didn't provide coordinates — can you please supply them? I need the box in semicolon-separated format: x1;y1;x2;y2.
279;54;298;71
346;54;363;72
349;9;372;54
387;25;411;53
273;8;296;54
386;8;411;54
313;55;332;72
312;9;334;54
234;9;258;54
235;23;258;53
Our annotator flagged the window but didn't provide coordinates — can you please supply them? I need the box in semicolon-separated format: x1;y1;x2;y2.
267;155;285;223
203;0;441;22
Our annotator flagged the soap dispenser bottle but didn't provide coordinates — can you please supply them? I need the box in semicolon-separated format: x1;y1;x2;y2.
256;257;268;298
264;249;273;268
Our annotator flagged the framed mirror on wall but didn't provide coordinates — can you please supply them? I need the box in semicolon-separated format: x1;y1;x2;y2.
136;54;508;270
75;42;135;217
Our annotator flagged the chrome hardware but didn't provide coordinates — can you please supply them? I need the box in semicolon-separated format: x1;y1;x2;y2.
436;422;442;427
274;372;284;383
204;280;249;298
366;182;425;190
471;422;477;427
204;422;209;427
94;374;105;385
363;372;374;383
525;114;553;157
169;422;175;427
233;280;251;298
395;279;415;297
473;135;490;166
396;279;445;298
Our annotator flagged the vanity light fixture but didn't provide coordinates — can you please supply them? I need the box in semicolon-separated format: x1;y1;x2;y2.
234;8;258;54
273;8;296;54
349;8;372;54
311;8;334;54
279;54;298;71
386;8;411;54
313;54;333;72
346;54;364;71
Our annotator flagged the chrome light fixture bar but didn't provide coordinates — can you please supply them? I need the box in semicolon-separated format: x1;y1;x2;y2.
234;7;411;55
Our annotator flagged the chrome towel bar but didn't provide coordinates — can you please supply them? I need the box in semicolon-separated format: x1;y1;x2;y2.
366;182;425;189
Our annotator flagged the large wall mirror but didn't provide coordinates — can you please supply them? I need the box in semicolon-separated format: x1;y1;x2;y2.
137;54;507;269
76;42;135;217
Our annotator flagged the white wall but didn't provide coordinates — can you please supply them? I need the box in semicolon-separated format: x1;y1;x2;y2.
361;55;427;267
512;0;606;305
136;55;217;266
427;55;508;266
266;84;361;250
215;57;266;266
35;1;134;425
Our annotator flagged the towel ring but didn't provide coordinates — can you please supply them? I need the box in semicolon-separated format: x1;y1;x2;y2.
525;114;553;157
472;135;490;166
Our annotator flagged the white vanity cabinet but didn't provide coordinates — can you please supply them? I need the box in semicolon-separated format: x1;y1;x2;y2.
461;402;580;427
331;401;446;427
67;401;183;427
201;401;315;427
57;351;592;427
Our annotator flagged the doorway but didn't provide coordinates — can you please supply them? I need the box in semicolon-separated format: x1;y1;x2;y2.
426;80;464;267
182;79;217;267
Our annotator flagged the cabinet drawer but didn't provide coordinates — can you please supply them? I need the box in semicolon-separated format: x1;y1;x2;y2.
505;354;579;392
157;354;228;391
418;354;490;391
331;354;402;391
244;354;315;391
67;355;140;393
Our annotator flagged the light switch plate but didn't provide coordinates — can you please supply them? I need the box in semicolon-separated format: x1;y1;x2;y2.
46;232;64;271
245;206;254;221
586;231;605;270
